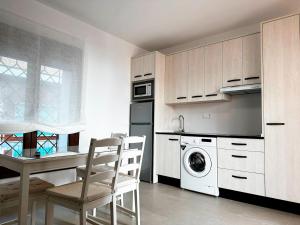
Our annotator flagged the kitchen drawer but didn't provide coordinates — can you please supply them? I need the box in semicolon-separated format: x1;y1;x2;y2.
218;149;264;173
217;138;264;152
218;168;265;196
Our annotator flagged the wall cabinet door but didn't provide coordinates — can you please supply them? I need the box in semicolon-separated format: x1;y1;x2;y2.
188;47;205;102
263;15;300;203
143;53;155;79
204;43;223;99
156;134;180;179
243;33;261;85
223;38;243;87
173;52;188;103
131;56;144;81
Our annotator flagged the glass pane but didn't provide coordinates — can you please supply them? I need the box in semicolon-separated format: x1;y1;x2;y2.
37;131;58;156
0;133;23;157
189;152;206;172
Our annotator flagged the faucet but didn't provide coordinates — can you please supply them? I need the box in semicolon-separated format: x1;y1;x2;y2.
178;115;185;133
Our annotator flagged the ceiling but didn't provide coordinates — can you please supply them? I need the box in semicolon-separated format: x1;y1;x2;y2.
37;0;300;50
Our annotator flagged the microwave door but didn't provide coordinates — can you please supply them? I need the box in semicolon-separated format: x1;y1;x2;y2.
134;84;148;98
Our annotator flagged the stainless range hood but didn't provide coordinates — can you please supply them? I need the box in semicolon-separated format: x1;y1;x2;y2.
220;84;261;95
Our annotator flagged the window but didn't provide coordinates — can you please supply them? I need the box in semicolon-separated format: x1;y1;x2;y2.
0;20;84;134
0;133;23;157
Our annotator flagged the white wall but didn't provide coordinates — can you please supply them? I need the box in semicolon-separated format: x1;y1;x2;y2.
0;0;146;152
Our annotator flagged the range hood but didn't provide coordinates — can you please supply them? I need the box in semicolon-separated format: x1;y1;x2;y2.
220;84;261;95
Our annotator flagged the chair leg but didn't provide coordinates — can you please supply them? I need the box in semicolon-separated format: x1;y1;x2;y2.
31;201;37;225
119;194;124;207
134;186;140;225
45;200;54;225
80;206;87;225
92;208;97;216
110;195;117;225
132;191;136;213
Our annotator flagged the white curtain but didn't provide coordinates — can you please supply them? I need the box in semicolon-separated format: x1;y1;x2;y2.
0;21;84;134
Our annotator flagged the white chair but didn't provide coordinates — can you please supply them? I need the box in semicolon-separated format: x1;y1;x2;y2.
0;177;54;225
76;136;146;225
45;137;124;225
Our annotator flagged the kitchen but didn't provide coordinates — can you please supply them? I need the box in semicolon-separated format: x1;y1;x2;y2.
0;0;300;224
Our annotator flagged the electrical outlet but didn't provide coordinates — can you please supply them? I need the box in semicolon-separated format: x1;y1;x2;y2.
202;113;211;119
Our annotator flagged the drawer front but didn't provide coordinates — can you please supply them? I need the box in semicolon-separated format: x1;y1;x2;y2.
218;149;264;173
217;138;264;152
218;168;265;196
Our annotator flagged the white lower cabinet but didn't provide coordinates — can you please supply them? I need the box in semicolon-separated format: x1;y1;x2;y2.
218;169;265;196
156;134;180;179
217;138;265;196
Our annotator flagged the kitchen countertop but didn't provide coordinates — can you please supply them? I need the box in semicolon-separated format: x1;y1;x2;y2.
155;131;264;139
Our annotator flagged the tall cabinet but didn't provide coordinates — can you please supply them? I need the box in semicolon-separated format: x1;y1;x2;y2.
262;15;300;203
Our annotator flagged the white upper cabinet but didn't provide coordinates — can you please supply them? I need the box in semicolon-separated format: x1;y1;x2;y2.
131;53;155;81
262;14;300;203
188;47;205;102
143;53;155;79
204;43;224;100
222;38;243;87
173;52;189;103
242;33;261;84
131;56;144;81
222;33;261;87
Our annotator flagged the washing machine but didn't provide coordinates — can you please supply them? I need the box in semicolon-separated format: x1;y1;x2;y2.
180;136;219;196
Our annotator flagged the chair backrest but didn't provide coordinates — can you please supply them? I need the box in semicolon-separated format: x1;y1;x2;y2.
119;136;146;182
108;133;127;151
81;138;124;201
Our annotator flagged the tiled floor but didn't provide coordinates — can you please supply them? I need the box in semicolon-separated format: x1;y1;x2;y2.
1;182;300;224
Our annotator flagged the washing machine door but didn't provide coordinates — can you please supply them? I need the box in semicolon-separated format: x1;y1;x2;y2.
183;147;212;178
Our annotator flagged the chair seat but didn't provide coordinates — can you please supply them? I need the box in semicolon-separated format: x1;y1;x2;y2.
77;165;137;187
46;181;111;203
0;177;54;203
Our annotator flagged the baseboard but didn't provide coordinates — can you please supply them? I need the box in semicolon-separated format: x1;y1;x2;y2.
157;175;180;187
219;188;300;215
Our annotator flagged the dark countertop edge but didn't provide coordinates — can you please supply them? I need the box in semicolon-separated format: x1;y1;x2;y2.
155;131;264;139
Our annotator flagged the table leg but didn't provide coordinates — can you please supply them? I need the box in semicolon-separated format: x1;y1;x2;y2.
19;166;30;225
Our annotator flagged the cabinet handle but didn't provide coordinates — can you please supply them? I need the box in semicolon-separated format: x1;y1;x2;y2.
205;94;218;97
134;75;142;78
232;175;247;180
231;143;247;146
266;123;285;126
191;95;203;98
244;76;259;80
144;73;152;76
232;155;247;158
227;79;241;83
177;97;187;100
168;138;179;141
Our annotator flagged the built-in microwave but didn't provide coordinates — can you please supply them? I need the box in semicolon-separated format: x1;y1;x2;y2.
132;79;154;101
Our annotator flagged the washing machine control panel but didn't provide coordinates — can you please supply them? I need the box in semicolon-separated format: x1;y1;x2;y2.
181;136;216;147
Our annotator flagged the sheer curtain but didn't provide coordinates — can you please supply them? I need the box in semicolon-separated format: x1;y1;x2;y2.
0;20;84;134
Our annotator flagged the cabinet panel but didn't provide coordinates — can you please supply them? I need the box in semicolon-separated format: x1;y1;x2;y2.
243;33;261;85
156;134;180;179
204;43;223;99
143;53;155;79
223;38;243;87
217;138;264;152
173;52;188;103
188;47;205;102
131;56;144;81
263;15;300;203
165;55;176;104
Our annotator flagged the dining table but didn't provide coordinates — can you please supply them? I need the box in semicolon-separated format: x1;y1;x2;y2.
0;148;88;225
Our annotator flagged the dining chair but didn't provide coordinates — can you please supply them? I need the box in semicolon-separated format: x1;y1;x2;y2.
0;177;54;225
76;136;146;225
45;137;124;225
